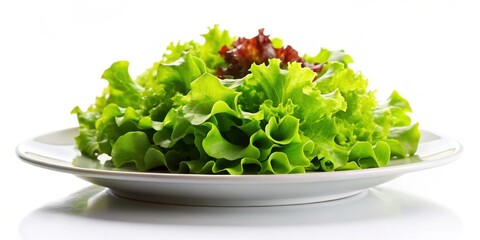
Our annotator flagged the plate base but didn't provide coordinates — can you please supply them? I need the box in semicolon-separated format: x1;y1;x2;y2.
109;188;366;207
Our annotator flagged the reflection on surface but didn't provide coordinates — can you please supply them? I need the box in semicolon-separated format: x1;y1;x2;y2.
20;186;461;240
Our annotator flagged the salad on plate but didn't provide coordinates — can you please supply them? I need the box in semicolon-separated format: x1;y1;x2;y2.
72;25;420;175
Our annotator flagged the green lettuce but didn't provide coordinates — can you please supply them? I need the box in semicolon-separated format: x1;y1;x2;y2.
72;26;420;174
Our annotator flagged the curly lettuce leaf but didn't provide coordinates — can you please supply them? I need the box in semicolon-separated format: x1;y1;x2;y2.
182;73;240;125
101;61;142;109
240;59;317;110
198;25;235;73
72;61;142;157
304;48;354;66
111;131;164;171
136;25;233;88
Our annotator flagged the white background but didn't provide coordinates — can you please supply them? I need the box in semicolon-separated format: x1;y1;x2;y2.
1;0;479;239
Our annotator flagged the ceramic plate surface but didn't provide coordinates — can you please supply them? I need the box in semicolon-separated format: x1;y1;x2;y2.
16;128;462;206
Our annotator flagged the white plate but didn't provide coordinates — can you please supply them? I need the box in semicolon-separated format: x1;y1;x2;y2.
16;128;462;206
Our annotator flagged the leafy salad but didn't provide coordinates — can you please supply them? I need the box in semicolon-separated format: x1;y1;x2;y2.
72;25;420;174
